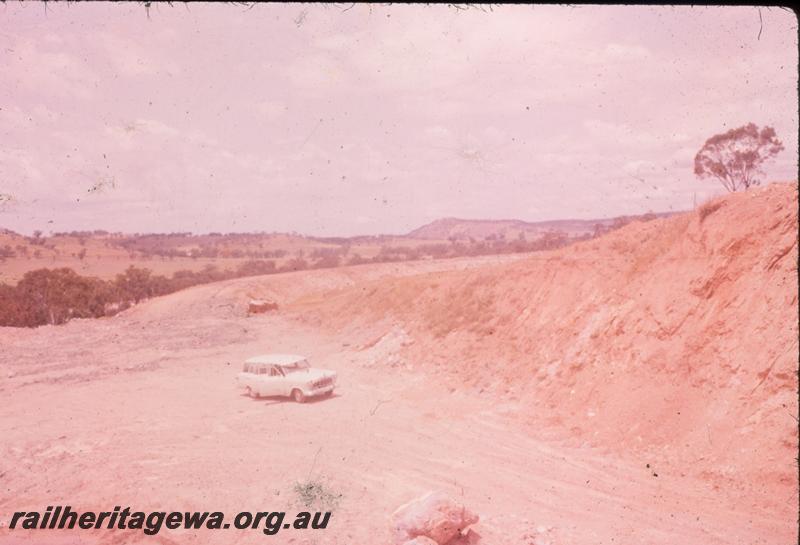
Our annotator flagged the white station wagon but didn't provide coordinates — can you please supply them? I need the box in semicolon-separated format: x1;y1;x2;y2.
237;354;337;403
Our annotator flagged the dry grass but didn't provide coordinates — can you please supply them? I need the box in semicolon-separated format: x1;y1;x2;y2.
292;478;342;511
698;199;726;223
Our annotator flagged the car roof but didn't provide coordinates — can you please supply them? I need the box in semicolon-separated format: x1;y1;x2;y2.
245;354;308;365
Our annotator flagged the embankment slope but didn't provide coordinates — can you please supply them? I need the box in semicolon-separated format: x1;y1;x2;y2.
292;182;799;510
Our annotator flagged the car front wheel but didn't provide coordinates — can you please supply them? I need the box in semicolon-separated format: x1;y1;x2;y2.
291;389;306;403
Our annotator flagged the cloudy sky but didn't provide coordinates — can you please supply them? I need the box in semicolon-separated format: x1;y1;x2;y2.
1;4;797;236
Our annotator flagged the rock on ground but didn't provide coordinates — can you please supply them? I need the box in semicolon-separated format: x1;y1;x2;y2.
402;537;439;545
391;490;479;545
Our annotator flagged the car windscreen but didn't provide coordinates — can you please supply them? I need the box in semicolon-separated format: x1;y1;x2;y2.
281;361;310;373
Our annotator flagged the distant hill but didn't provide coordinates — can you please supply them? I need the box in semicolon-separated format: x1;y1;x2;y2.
1;209;680;284
406;211;679;241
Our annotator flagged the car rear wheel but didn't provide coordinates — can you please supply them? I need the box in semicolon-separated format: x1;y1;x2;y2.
247;387;260;399
291;389;306;403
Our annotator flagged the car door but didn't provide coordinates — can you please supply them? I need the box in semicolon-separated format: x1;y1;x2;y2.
273;365;292;396
254;364;273;396
254;365;277;397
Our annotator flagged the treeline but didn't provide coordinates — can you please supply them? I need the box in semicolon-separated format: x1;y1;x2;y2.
2;213;666;264
368;230;584;262
0;214;664;328
0;233;581;328
0;261;280;328
106;232;289;260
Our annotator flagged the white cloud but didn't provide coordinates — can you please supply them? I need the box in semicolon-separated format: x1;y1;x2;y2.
96;31;174;77
4;41;96;99
623;160;658;175
603;43;651;61
0;148;44;187
423;125;452;140
256;100;286;118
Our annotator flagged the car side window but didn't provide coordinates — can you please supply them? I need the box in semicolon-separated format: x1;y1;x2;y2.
258;366;268;375
270;367;280;377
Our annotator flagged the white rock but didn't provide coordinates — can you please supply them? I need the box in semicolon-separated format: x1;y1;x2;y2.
390;490;479;545
403;537;438;545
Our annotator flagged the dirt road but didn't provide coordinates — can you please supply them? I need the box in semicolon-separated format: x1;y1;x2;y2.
0;274;793;545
